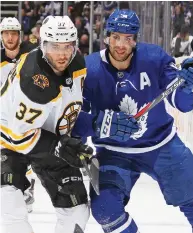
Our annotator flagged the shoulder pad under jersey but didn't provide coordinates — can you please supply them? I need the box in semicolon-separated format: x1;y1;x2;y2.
18;49;61;104
68;52;86;74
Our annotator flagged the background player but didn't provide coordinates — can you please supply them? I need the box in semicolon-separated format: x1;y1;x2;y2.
0;17;37;213
0;17;37;85
72;9;193;232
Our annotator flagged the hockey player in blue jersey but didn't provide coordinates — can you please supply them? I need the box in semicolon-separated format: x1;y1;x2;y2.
72;9;193;232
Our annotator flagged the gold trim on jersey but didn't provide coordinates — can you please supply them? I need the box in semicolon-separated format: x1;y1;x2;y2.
51;85;62;102
73;68;87;79
1;124;35;140
26;168;33;175
20;53;28;59
0;140;16;151
0;61;9;68
0;77;10;96
59;124;68;130
16;53;28;79
0;128;40;153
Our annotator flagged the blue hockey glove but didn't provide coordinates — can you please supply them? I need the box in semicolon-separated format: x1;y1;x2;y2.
178;58;193;94
95;110;140;142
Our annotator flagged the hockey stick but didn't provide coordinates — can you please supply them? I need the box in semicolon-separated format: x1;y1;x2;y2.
80;154;100;195
134;77;185;120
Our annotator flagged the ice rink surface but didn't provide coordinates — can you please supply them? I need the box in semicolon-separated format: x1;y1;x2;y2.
29;173;191;233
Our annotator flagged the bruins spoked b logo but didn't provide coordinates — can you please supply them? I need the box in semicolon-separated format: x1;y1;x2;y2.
56;101;82;135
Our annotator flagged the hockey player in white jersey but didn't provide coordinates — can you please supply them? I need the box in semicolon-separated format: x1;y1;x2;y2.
1;15;93;233
0;17;38;213
0;17;37;86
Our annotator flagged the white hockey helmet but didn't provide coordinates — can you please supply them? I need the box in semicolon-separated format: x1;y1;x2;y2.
0;17;21;32
40;16;78;66
0;17;21;48
40;16;78;49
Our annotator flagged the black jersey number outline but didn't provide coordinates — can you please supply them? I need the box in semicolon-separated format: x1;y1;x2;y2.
16;102;42;124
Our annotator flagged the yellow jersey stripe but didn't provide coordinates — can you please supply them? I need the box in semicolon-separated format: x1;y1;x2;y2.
20;53;28;59
0;129;40;152
51;86;62;102
26;169;33;175
16;54;28;78
0;61;9;68
0;140;16;151
73;68;87;79
0;77;10;97
1;124;35;140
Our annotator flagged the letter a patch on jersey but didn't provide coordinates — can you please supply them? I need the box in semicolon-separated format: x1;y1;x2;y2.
140;72;151;90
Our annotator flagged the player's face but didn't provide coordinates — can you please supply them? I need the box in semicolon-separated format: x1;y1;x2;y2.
109;32;136;62
45;42;75;73
1;30;20;51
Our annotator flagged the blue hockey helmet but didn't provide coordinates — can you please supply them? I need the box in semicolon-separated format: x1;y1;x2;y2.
106;9;140;35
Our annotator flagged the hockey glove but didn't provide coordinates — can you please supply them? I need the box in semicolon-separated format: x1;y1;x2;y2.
95;110;140;142
52;135;93;168
178;58;193;94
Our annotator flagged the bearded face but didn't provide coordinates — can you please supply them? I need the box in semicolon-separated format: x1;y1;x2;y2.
108;32;136;62
1;30;20;51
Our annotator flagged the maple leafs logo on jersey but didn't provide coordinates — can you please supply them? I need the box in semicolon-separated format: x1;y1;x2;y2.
119;95;148;140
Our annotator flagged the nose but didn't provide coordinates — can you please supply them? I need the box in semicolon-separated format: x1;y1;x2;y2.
116;39;125;48
58;53;66;59
8;34;13;41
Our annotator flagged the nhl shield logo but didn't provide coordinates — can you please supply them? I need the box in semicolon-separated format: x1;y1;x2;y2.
117;72;124;78
65;77;73;85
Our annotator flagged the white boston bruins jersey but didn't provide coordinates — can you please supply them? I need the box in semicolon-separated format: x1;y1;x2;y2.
0;48;86;154
0;41;38;86
0;61;16;86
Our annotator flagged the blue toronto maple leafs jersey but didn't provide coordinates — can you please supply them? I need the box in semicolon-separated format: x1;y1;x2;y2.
73;43;193;153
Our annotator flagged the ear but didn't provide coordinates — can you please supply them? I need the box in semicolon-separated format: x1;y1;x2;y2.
104;37;110;45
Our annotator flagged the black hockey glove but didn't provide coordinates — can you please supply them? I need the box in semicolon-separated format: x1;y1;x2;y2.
51;135;93;168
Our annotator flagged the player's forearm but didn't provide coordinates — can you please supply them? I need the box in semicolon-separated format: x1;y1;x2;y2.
168;89;193;112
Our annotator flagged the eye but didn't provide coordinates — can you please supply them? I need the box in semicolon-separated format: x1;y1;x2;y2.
112;34;119;40
52;45;59;50
66;45;74;50
125;37;133;42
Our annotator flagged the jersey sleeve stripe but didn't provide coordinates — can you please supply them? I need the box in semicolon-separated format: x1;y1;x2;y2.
73;68;87;79
15;54;28;79
0;129;41;153
1;124;35;140
51;86;62;102
0;140;16;151
0;61;9;68
10;132;35;145
20;53;28;59
26;169;33;175
1;132;11;143
0;77;10;96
